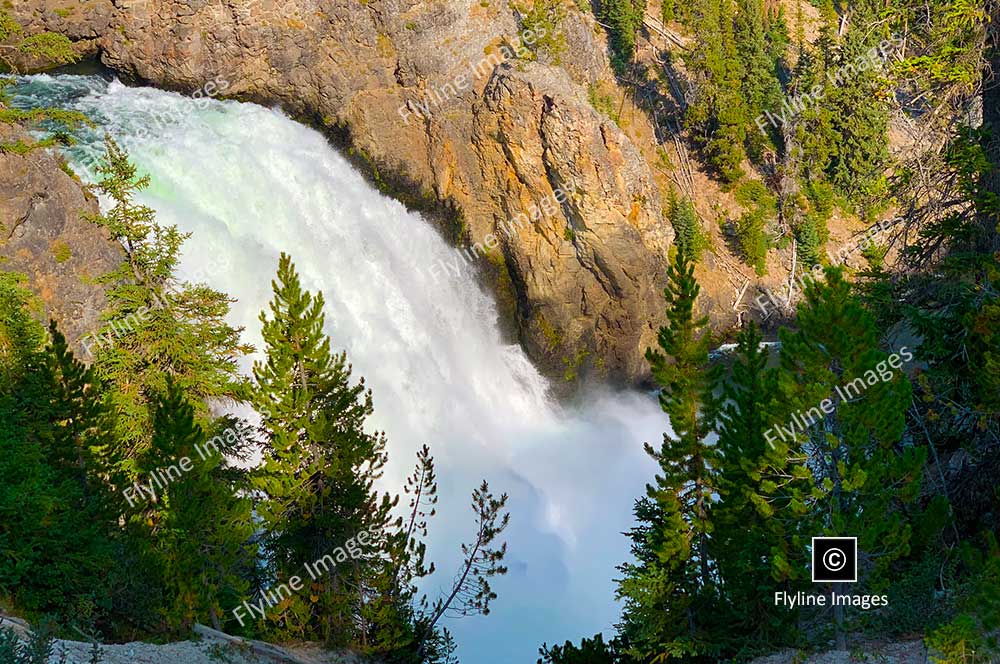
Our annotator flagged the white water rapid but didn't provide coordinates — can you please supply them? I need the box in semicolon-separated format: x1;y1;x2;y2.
14;74;664;663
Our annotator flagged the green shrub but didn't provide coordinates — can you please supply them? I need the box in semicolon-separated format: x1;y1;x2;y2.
926;615;990;663
0;624;67;664
924;536;1000;663
866;554;953;637
587;84;620;125
519;0;568;63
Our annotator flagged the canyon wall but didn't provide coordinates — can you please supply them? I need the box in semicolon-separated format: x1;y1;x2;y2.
12;0;673;384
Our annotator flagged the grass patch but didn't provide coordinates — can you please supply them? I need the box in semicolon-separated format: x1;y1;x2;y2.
587;83;620;126
51;240;71;263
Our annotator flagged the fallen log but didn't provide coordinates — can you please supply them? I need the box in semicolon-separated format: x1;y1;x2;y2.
642;16;689;50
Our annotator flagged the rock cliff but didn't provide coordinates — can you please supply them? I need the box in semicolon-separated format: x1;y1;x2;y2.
0;121;120;355
11;0;673;384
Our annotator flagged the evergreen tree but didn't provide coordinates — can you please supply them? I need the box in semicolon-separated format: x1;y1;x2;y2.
817;3;892;211
774;268;924;647
734;181;775;275
704;89;748;183
142;379;255;632
700;0;749;182
712;322;792;648
668;196;706;261
617;245;720;658
824;72;891;211
85;137;251;472
682;0;785;182
599;0;645;69
420;481;509;655
252;253;395;644
538;633;627;664
734;0;783;161
0;280;117;628
392;444;438;594
0;272;44;386
360;445;439;659
791;28;840;184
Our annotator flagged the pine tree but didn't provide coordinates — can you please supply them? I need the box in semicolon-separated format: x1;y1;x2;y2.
824;2;892;211
538;632;627;664
824;75;890;211
791;28;840;183
0;282;118;628
668;196;705;261
0;272;44;386
252;252;395;644
734;180;775;275
84;137;252;472
599;0;645;69
420;481;509;656
709;1;748;182
617;245;720;658
774;267;924;647
360;445;439;659
712;322;792;648
392;444;438;594
734;0;783;161
682;0;753;182
143;379;255;632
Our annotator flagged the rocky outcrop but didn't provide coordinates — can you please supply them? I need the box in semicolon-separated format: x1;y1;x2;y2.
0;122;120;355
472;62;669;380
11;0;673;383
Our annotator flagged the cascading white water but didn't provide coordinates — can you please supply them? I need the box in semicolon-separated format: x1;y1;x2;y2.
14;74;665;663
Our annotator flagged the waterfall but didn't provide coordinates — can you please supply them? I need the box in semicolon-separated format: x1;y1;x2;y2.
13;74;664;663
